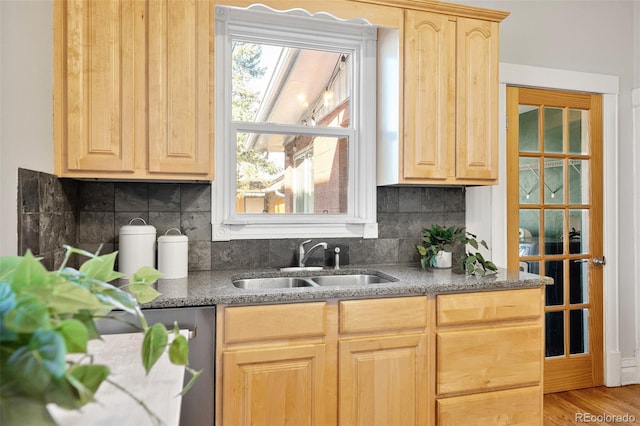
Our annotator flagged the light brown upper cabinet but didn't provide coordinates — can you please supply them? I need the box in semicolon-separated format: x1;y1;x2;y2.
379;6;508;186
54;0;213;180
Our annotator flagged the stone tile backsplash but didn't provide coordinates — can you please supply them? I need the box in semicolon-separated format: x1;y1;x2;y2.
17;168;465;271
17;168;79;269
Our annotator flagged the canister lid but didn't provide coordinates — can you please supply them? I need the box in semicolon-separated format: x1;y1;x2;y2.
119;218;156;235
158;228;188;243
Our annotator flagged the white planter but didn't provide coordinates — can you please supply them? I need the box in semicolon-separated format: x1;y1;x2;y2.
434;251;452;269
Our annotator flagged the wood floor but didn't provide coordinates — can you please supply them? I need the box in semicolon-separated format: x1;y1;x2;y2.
544;384;640;425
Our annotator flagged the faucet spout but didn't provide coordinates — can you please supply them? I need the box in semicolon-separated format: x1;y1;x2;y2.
298;240;328;267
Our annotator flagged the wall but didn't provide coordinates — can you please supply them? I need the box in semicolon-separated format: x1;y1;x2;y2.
17;168;466;270
0;0;54;256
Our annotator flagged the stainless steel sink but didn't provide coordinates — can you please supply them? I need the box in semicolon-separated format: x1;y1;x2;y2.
232;277;316;289
309;274;391;286
232;273;394;289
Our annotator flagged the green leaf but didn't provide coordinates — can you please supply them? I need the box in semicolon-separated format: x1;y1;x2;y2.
49;282;104;314
466;263;475;274
69;364;110;394
73;310;101;340
129;283;161;304
0;256;22;281
30;329;67;378
58;364;111;407
416;245;426;256
10;251;49;292
468;239;479;250
6;346;52;395
79;252;123;283
55;319;88;353
169;335;189;365
3;294;50;333
94;287;138;314
131;266;163;285
45;363;109;410
142;323;168;374
0;396;57;426
6;330;66;395
0;282;16;315
420;257;428;270
46;375;85;409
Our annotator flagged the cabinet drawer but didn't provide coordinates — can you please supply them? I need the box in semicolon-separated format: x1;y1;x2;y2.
437;324;541;395
339;296;428;334
437;288;540;326
224;302;326;344
436;386;542;425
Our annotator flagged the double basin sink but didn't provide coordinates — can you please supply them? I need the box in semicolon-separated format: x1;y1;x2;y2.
232;272;395;289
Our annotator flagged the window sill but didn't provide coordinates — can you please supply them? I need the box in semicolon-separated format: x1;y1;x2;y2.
212;222;378;241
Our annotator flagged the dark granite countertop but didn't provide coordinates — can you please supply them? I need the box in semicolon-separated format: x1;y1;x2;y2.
143;264;552;309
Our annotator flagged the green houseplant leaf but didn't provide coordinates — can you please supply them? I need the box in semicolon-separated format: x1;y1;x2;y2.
6;329;66;396
79;252;123;283
0;247;199;425
0;256;23;281
131;266;163;285
9;251;49;292
55;319;88;353
3;294;51;333
128;283;162;305
142;323;169;374
169;334;189;366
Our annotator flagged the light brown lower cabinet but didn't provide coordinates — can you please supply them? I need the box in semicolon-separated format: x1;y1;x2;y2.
435;288;544;426
215;302;335;425
216;288;544;425
338;297;430;425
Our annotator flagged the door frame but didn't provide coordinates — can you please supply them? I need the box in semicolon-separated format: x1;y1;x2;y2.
465;62;621;386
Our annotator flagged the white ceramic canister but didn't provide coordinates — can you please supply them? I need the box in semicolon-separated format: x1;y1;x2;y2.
158;228;189;279
119;218;157;278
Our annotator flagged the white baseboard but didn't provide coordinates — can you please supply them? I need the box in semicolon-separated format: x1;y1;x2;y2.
621;355;640;385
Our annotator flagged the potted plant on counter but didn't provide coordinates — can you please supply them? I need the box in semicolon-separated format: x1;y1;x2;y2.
0;246;200;426
417;225;498;276
417;224;465;269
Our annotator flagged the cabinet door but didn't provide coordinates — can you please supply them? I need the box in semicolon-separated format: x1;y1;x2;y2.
437;324;541;395
147;0;212;177
404;10;455;180
456;17;499;181
339;333;429;426
222;344;332;426
55;0;141;173
436;386;542;426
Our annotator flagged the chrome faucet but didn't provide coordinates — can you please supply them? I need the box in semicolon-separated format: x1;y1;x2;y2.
298;240;328;267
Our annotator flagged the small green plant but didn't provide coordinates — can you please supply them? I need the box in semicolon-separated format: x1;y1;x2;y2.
417;225;498;276
417;225;466;269
0;246;201;426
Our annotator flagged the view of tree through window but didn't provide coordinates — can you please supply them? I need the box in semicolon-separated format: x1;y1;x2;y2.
231;40;352;215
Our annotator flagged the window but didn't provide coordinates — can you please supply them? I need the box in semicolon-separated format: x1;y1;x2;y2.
212;4;378;240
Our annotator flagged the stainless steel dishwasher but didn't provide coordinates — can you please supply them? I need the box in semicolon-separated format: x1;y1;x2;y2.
96;307;215;426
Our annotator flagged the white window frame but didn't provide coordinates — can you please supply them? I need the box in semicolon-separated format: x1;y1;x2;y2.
212;4;378;241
